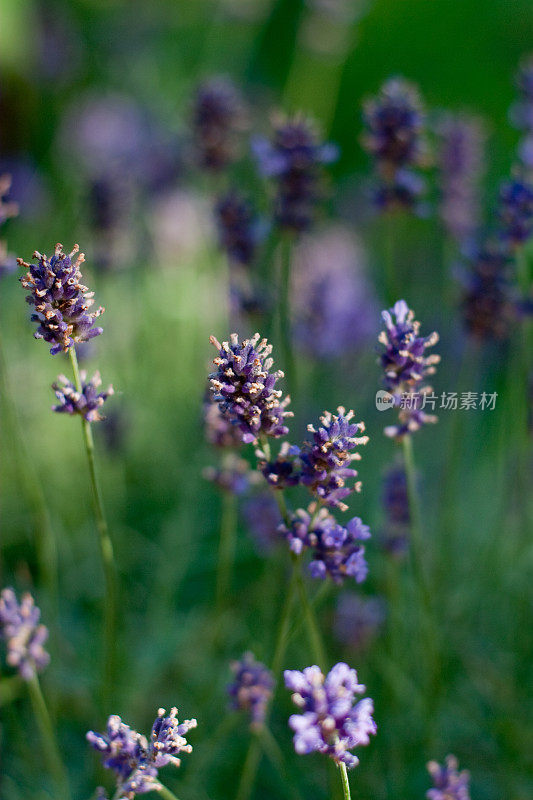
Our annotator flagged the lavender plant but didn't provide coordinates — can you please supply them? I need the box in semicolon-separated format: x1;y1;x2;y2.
228;652;274;728
18;242;117;704
0;589;70;799
87;708;197;799
426;755;471;800
192;77;246;172
285;662;376;800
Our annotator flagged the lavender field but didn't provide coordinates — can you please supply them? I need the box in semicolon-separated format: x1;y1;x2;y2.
0;1;532;799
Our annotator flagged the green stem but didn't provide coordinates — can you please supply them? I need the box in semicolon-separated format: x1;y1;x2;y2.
68;346;118;706
339;762;352;800
157;784;182;800
401;435;440;704
292;554;327;670
278;235;295;397
27;675;71;800
235;735;262;800
216;491;238;608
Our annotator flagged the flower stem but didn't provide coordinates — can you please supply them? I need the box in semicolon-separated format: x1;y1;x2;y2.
292;554;328;670
401;434;440;702
68;346;118;706
339;762;352;800
157;784;182;800
27;675;71;800
215;491;238;608
278;235;295;396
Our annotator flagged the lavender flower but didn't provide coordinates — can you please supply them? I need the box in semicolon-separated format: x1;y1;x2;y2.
192;77;245;171
284;662;376;768
295;407;368;510
280;507;370;584
362;77;428;213
253;115;337;232
204;392;244;449
437;114;485;245
203;453;259;495
334;594;385;651
257;441;300;490
228;652;274;727
52;371;114;422
209;332;292;444
292;226;378;359
0;588;50;680
460;242;515;340
426;755;471;800
87;708;196;798
381;459;410;556
378;300;440;439
215;191;259;266
18;243;104;355
498;172;533;249
241;492;281;553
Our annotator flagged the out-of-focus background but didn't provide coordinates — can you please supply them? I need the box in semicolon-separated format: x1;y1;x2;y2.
1;1;532;799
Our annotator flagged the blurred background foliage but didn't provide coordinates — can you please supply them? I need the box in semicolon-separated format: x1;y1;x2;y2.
0;1;532;799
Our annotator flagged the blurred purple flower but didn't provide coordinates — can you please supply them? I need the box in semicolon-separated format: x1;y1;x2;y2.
381;459;410;556
426;755;471;800
209;332;292;445
253;115;337;232
192;77;246;172
460;242;515;340
362;77;428;213
334;594;385;651
203;452;259;495
18;243;104;355
284;662;376;768
228;652;274;727
498;172;533;249
215;191;260;266
292;226;378;359
52;371;114;423
0;588;50;681
241;492;280;553
437;113;485;244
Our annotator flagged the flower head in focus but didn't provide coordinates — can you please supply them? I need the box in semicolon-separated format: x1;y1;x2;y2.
18;243;104;354
284;662;376;768
209;332;292;445
52;371;114;422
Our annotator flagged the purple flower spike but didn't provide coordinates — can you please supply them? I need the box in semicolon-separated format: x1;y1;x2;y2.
362;77;428;213
378;300;440;439
192;77;246;172
228;652;274;728
280;507;370;584
460;242;515;341
203;452;259;495
0;174;19;226
209;332;292;445
295;407;368;510
284;662;376;769
498;172;533;249
88;707;196;798
149;708;197;769
215;191;259;266
437;114;485;245
52;371;113;422
18;243;104;354
0;588;50;680
253;115;337;232
426;754;471;800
